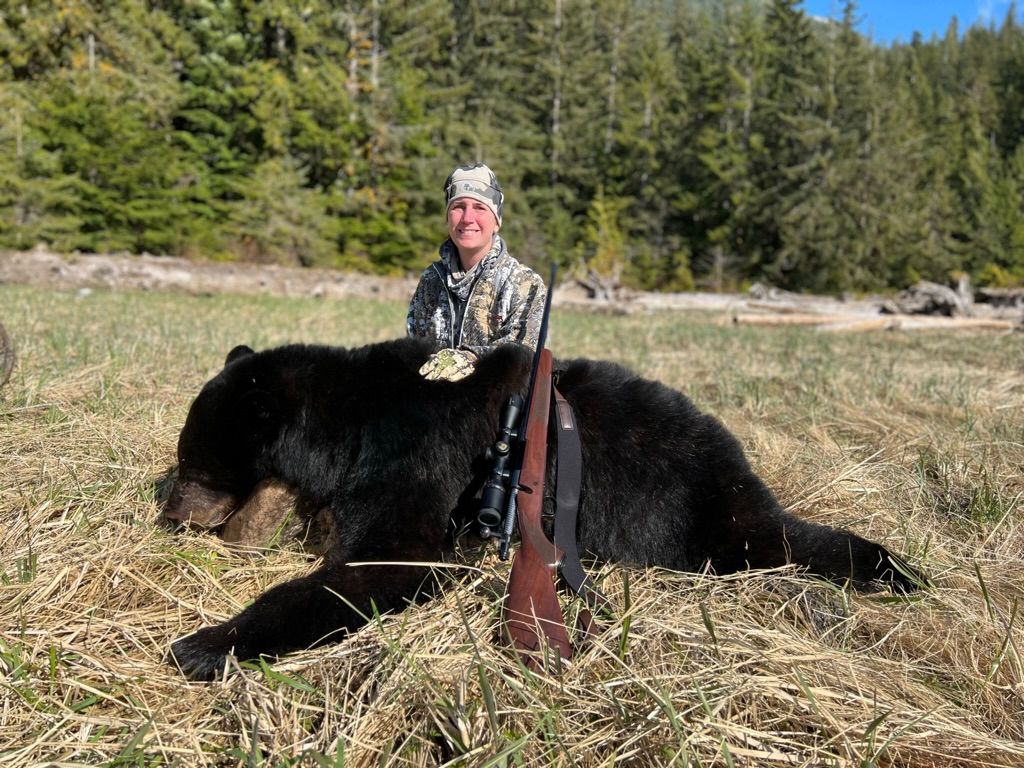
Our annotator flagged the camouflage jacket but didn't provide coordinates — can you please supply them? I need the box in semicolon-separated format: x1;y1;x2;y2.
406;236;547;356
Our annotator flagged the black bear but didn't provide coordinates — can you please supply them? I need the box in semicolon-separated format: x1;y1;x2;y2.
165;338;922;680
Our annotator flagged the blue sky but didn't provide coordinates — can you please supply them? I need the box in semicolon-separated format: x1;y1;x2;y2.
802;1;1019;45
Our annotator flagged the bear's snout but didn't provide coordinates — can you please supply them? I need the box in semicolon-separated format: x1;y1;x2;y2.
163;479;240;530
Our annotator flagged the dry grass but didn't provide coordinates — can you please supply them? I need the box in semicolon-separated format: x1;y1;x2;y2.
2;284;1023;766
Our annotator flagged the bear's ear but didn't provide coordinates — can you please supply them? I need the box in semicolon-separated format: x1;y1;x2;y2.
226;345;255;366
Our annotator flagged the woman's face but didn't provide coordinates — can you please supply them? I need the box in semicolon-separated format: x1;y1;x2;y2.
447;198;498;263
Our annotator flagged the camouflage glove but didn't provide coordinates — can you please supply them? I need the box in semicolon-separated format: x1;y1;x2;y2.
419;348;477;382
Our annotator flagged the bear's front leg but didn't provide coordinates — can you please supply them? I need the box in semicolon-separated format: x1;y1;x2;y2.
170;549;441;680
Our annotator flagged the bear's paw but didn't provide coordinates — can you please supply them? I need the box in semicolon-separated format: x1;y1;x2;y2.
169;625;239;681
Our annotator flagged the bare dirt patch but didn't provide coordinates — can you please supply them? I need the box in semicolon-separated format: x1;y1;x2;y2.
0;247;419;303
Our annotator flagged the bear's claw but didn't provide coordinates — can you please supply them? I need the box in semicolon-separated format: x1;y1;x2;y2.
169;627;235;681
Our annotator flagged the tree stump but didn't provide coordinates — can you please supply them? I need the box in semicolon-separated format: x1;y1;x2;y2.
883;280;973;317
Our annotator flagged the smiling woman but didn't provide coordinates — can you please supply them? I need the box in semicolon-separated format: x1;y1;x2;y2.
405;162;547;382
447;198;499;268
444;164;504;270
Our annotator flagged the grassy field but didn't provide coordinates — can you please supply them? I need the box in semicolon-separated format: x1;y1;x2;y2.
1;283;1022;767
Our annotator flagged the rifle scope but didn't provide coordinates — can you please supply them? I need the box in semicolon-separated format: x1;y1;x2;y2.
477;394;524;535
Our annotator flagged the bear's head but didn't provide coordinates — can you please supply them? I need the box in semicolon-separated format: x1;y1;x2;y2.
163;345;285;530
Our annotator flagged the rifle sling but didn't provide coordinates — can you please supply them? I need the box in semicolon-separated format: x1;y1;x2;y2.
552;386;610;633
504;371;611;665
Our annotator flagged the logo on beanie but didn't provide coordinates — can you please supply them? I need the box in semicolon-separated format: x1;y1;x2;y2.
444;163;504;225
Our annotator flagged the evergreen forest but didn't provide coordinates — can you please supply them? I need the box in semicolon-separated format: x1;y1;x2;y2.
4;0;1024;293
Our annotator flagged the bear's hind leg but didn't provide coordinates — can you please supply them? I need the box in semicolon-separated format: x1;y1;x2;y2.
705;482;923;593
767;517;922;593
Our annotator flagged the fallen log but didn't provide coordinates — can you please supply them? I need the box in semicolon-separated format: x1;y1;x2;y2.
978;286;1024;308
746;301;859;316
880;316;1019;332
817;317;896;333
733;313;1020;332
733;313;870;326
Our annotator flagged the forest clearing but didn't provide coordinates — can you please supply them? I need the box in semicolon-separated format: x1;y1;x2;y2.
5;0;1024;762
1;279;1022;766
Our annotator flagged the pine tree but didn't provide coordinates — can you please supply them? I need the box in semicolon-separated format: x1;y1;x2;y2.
680;0;763;290
747;0;833;289
0;0;209;253
880;33;962;286
603;6;690;289
329;0;456;273
994;3;1024;154
224;156;335;265
0;83;83;249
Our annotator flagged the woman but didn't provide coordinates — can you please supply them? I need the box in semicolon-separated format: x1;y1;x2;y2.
407;163;547;381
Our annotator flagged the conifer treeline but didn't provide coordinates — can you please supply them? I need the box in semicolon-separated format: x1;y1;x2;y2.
3;0;1024;292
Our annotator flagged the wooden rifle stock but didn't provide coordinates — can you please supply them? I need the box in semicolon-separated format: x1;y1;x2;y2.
504;349;573;667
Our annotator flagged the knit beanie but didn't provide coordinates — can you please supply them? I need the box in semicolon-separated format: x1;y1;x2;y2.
443;163;504;227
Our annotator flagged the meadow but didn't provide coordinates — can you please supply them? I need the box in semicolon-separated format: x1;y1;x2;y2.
1;283;1022;767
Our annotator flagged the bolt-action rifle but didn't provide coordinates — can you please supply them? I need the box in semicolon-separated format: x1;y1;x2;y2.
476;263;556;560
477;267;602;667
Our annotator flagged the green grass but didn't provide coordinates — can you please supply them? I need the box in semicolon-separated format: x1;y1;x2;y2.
1;283;1023;766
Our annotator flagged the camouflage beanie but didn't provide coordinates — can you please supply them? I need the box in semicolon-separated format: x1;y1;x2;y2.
443;163;504;227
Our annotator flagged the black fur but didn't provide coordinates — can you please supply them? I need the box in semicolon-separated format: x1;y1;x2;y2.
167;338;922;679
